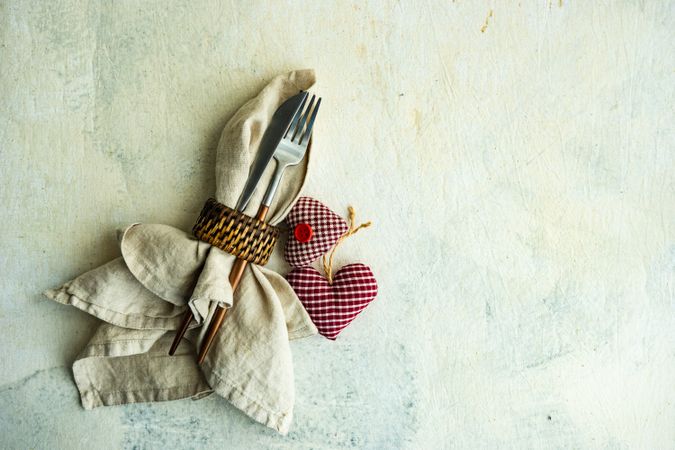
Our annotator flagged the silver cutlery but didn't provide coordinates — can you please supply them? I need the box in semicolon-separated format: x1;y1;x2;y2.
196;93;321;363
168;91;310;356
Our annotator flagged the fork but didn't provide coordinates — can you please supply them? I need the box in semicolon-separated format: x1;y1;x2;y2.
196;93;321;364
261;94;321;208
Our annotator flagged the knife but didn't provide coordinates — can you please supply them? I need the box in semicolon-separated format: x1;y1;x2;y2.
236;91;309;211
196;92;320;364
168;91;309;356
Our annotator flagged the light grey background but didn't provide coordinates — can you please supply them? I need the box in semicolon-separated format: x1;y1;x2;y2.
1;1;673;449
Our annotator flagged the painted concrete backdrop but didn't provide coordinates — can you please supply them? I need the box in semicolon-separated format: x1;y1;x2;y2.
1;1;673;449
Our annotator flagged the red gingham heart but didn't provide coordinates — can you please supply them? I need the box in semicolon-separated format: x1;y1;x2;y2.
286;263;378;340
284;197;348;268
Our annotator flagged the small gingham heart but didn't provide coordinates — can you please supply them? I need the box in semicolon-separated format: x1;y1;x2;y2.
286;263;378;340
284;197;348;268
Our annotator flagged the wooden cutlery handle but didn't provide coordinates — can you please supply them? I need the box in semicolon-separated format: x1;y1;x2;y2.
169;256;249;358
168;204;272;356
196;257;247;364
169;310;194;355
196;205;270;364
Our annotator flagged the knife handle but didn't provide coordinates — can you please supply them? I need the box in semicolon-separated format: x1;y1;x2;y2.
196;204;270;364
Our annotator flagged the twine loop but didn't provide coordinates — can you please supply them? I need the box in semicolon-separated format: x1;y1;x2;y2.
322;206;372;284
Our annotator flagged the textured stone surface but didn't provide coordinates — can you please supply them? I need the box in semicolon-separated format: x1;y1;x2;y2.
1;1;673;448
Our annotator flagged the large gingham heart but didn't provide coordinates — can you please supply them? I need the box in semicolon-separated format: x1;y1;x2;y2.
286;263;378;339
284;197;348;268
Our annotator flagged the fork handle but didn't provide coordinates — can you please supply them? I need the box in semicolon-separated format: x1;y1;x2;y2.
261;161;287;207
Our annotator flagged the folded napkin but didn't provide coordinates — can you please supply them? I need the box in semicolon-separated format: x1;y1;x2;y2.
44;70;318;434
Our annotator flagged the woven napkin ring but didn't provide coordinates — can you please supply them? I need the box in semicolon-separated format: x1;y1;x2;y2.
192;198;279;265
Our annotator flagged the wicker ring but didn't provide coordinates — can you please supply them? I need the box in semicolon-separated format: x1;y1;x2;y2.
192;198;279;265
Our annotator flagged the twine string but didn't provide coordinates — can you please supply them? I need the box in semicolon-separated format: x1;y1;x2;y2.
322;206;372;284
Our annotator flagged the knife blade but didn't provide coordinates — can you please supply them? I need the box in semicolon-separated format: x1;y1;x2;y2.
235;91;308;212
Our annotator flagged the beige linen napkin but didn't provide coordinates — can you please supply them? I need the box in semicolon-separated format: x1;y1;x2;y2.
44;70;318;434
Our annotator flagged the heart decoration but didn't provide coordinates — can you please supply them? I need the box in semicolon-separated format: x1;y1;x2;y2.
286;264;378;340
285;200;377;339
284;197;348;268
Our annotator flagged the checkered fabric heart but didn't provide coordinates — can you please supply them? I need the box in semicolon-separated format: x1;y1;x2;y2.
284;197;348;268
286;263;378;340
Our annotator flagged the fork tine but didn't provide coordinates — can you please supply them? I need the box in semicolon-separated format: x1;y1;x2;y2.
284;93;308;138
292;95;315;142
299;97;321;145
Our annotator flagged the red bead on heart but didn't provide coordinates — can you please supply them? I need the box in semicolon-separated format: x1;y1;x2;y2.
294;223;313;243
